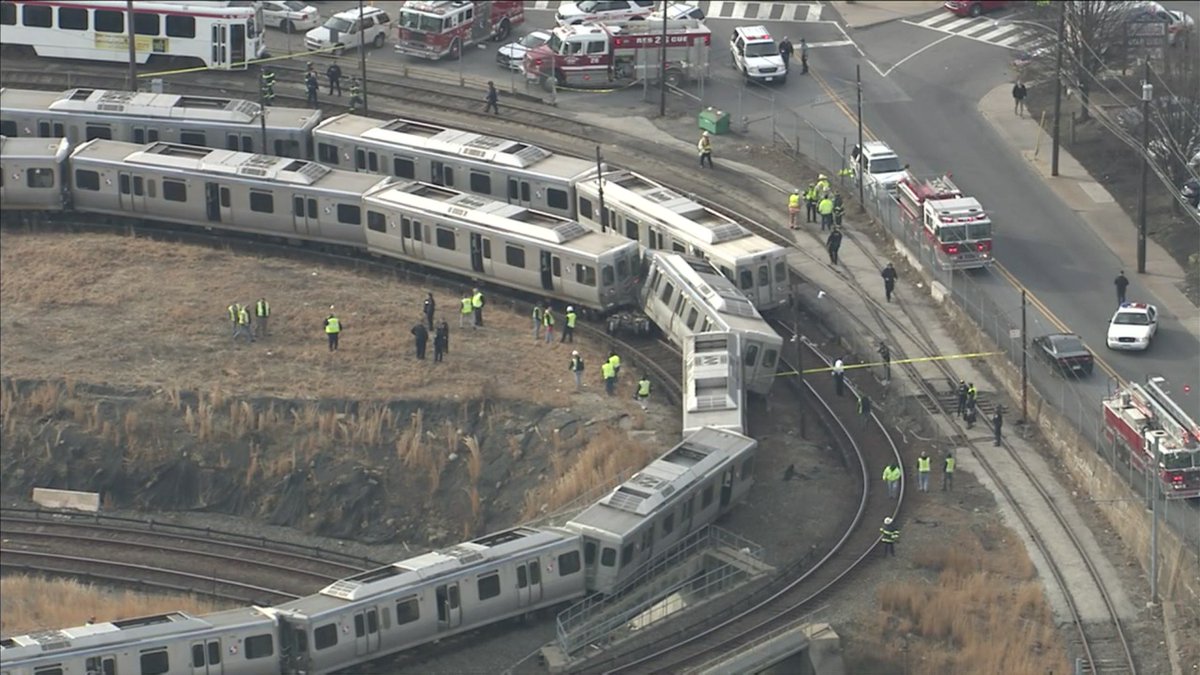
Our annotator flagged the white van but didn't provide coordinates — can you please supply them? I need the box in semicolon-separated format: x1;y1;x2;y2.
730;26;786;83
305;6;392;54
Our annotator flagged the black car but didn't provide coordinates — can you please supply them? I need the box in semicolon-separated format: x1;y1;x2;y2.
1032;333;1094;376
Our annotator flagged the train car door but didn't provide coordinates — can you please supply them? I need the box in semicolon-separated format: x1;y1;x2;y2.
469;233;492;274
436;583;462;631
539;251;558;292
353;608;381;657
752;262;772;307
402;217;424;258
36;119;66;139
118;172;148;213
430;161;448;187
582;538;599;589
278;616;309;675
292;195;318;237
132;126;160;144
507;177;532;208
86;654;117;675
720;468;734;508
211;24;228;69
189;639;223;675
516;559;544;608
230;22;247;68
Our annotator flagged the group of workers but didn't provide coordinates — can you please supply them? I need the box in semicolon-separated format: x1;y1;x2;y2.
532;303;578;344
569;349;651;408
226;298;271;344
304;61;363;112
789;174;845;233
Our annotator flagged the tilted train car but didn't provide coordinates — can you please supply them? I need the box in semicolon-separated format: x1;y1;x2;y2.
0;607;280;675
575;170;790;311
67;139;395;248
640;252;783;397
0;135;71;213
0;87;321;158
564;426;758;595
312;113;595;220
270;527;586;675
682;332;746;436
363;181;641;311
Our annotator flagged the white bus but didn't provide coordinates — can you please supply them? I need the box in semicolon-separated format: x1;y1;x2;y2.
0;1;266;70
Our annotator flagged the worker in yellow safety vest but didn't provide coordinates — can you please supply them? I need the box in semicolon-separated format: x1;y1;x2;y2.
917;451;931;492
460;292;474;328
788;189;802;229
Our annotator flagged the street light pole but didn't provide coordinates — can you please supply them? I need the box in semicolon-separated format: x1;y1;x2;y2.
1051;4;1065;176
1150;432;1160;602
1136;64;1151;274
1021;289;1028;423
358;0;369;115
856;64;864;209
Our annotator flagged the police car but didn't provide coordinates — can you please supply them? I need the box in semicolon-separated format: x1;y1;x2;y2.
556;0;656;26
730;26;787;83
1106;302;1159;351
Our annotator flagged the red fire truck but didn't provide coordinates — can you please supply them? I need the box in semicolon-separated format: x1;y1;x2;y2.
1102;376;1200;499
395;0;524;60
896;174;994;270
523;20;711;90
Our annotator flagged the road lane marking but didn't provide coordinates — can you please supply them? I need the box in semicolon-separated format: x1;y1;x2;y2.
883;33;956;78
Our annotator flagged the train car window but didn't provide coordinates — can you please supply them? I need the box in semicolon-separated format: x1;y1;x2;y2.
368;152;379;172
741;457;754;479
314;623;338;650
517;565;528;588
720;266;733;279
147;180;157;198
621;544;634;567
505;245;525;268
600;547;616;567
552;257;561;277
393;157;415;178
482;238;492;258
249;191;274;214
192;645;205;668
22;5;52;27
530;561;542;584
134;12;160;35
226;134;240;151
337;204;361;225
686;308;698;330
662;512;675;536
547;188;568;211
674;296;686;317
396;597;420;625
642;527;654;551
470;172;491;194
293;197;304;217
25;168;54;189
624;218;639;241
659;282;674;305
744;344;759;367
758;266;770;286
775;261;787;283
245;634;274;659
307;199;317;218
139;648;170;675
166;14;196;38
584;540;597;564
275;139;300;157
702;484;714;509
180;130;206;146
367;211;386;233
602;265;614;286
58;7;87;30
616;258;629;280
94;10;124;33
85;125;113;141
354;614;365;637
367;610;379;634
33;666;64;675
478;573;501;600
1;2;15;25
558;550;581;575
762;349;777;369
575;264;596;287
162;180;187;202
578;197;593;220
220;188;231;208
400;217;411;238
118;173;131;194
682;495;694;520
293;628;308;653
739;270;753;290
75;170;100;191
208;641;221;664
442;167;455;187
521;182;531;201
133;176;144;196
435;227;456;250
317;143;339;164
671;241;686;253
355;149;366;170
0;120;15;136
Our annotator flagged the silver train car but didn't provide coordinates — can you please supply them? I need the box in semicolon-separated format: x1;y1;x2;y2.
564;426;758;595
363;181;641;311
641;252;783;397
68;139;393;248
271;528;586;675
682;332;745;436
0;607;280;675
312;113;595;220
0;87;321;158
575;170;790;311
0;135;70;212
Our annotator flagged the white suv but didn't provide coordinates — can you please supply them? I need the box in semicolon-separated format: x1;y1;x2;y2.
305;6;391;54
730;26;787;83
556;0;656;26
851;141;911;196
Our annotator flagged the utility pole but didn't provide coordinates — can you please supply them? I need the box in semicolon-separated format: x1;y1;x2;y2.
1136;64;1152;273
596;145;607;234
1051;3;1065;176
659;1;667;117
126;0;137;91
856;64;864;209
259;69;276;152
1020;289;1028;423
1150;432;1160;603
358;0;369;115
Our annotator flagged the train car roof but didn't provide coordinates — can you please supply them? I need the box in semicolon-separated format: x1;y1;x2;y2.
682;332;744;435
70;139;387;191
566;428;756;538
0;136;70;162
1;88;318;127
314;114;595;177
273;528;574;611
365;181;634;254
0;608;271;663
652;252;765;324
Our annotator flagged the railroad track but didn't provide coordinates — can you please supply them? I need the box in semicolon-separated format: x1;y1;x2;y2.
573;334;904;674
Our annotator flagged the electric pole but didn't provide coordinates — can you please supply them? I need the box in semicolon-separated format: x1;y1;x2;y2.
1136;63;1152;274
259;69;276;152
856;64;864;209
358;0;369;114
659;1;667;117
126;0;137;91
1051;4;1065;176
596;146;607;234
1020;289;1028;423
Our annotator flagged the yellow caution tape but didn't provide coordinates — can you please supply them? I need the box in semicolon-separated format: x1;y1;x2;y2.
776;351;1002;377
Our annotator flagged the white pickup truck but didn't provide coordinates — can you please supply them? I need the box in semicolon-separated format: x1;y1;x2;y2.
851;141;911;197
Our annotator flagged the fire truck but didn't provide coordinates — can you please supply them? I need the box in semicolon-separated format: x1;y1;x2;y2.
1102;376;1200;499
896;174;994;270
523;20;711;90
395;0;524;60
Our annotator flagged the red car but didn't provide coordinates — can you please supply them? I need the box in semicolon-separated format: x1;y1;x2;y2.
944;1;1009;17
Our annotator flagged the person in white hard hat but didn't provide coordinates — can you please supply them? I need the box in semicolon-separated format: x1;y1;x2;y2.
880;516;900;557
568;350;585;390
562;306;577;343
698;130;713;168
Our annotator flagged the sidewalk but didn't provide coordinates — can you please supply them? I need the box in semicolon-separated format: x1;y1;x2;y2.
977;83;1200;341
826;1;944;29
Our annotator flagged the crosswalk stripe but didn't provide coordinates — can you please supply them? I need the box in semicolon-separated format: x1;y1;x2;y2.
936;17;978;32
972;25;1019;42
958;20;1000;37
806;4;822;22
995;33;1027;47
520;1;822;23
732;2;751;19
917;13;962;28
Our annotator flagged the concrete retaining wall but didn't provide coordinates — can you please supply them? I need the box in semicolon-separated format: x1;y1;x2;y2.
32;487;100;512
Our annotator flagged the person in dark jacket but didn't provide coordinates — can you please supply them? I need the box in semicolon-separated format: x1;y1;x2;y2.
1012;80;1027;116
1114;271;1129;305
327;61;343;96
423;292;436;330
411;322;429;360
485;81;499;115
779;36;794;70
881;262;897;302
304;67;319;108
433;322;448;362
826;227;844;265
992;407;1004;446
437;320;450;354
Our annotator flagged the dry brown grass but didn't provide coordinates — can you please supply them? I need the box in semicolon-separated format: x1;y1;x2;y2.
0;576;231;636
520;428;656;520
870;540;1068;674
0;231;621;407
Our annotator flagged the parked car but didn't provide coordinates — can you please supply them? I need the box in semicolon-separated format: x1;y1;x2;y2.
1032;333;1094;377
305;5;392;54
943;1;1009;18
647;3;706;22
261;0;320;32
556;0;656;26
730;25;786;84
497;30;551;70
